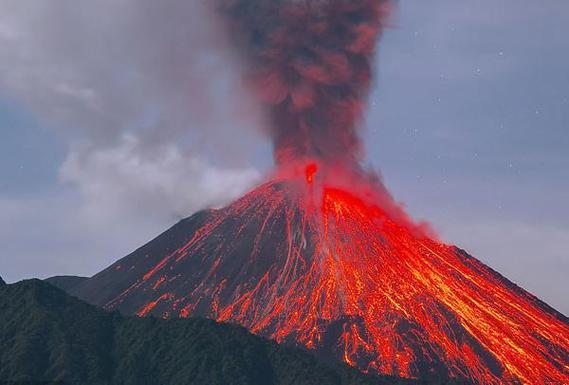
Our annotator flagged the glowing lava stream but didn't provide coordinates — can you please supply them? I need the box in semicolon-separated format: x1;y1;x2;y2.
99;164;568;384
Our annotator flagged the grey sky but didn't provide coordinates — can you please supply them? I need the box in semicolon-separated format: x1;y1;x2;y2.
0;1;567;314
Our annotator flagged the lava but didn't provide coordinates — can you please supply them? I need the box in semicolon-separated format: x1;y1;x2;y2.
305;163;318;184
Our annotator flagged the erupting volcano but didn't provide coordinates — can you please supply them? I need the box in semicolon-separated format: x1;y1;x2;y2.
71;1;569;384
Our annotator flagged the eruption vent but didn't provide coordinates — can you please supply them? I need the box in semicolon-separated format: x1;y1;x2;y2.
70;1;569;384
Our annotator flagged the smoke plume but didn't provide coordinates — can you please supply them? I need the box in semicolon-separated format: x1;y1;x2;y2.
218;0;391;165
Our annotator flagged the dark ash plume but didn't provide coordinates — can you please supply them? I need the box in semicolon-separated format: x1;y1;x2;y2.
218;0;392;165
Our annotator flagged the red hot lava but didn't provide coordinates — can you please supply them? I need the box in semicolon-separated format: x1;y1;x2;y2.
305;163;318;184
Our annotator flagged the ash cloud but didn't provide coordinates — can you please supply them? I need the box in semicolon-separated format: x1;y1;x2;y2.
217;0;392;165
0;0;394;218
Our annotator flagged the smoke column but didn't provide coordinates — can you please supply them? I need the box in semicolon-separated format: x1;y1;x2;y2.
218;0;391;166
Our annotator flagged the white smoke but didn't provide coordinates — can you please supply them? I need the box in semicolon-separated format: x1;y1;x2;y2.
0;0;263;220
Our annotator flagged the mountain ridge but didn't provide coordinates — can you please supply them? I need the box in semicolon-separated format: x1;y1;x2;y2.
2;278;461;385
45;275;88;292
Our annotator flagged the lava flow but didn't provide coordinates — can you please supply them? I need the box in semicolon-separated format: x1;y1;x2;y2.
71;0;569;383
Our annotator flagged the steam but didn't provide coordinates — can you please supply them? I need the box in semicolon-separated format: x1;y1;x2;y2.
0;0;262;220
217;0;392;165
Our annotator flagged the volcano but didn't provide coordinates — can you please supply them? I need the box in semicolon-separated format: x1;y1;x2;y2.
66;0;569;383
71;164;569;385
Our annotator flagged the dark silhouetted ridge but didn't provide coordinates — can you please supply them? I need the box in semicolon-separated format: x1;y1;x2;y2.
1;279;452;385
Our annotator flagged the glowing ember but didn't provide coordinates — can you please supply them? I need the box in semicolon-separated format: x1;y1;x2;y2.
305;163;318;184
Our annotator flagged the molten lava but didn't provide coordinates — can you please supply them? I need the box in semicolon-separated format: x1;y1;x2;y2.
75;164;569;384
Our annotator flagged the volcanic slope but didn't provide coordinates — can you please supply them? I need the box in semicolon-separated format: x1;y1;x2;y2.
72;177;569;385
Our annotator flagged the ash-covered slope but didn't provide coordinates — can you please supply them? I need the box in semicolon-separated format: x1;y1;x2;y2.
72;178;569;385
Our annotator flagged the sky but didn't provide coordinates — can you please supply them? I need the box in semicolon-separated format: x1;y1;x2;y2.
0;0;567;314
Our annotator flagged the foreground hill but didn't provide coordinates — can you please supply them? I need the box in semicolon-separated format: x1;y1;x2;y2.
0;278;462;385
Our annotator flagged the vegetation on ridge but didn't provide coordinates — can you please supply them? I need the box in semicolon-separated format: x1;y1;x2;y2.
0;279;465;385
